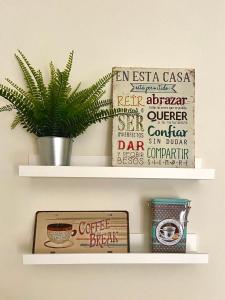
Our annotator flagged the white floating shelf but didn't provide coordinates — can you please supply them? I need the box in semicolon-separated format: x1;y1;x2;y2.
23;234;208;265
19;165;215;180
19;156;215;179
23;253;208;265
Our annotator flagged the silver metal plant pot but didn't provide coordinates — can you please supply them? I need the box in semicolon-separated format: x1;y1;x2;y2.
37;137;73;166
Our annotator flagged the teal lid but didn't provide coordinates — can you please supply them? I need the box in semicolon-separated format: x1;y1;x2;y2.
151;198;191;205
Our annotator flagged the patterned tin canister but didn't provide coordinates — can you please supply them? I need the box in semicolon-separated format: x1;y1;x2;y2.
151;198;191;253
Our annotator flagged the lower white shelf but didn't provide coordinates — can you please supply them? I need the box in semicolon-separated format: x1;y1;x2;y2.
23;253;208;265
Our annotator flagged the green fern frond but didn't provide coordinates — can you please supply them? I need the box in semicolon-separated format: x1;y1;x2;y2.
11;114;21;129
36;70;47;96
70;82;81;97
89;99;112;112
0;84;40;134
0;104;15;112
49;61;57;81
5;78;27;96
17;50;37;77
90;107;138;124
63;50;74;78
68;73;112;105
87;73;113;101
17;51;47;97
47;61;58;97
56;51;74;99
15;54;41;102
0;84;32;111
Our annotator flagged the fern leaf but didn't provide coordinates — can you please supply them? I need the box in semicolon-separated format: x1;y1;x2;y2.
88;99;112;112
0;104;15;112
17;50;38;77
68;82;81;100
0;84;31;109
36;70;48;100
68;73;112;105
17;50;48;100
56;51;74;99
0;84;39;134
15;54;41;102
63;50;74;78
61;107;138;138
5;78;27;96
11;114;21;128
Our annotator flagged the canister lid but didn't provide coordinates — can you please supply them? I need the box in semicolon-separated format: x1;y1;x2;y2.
151;198;191;205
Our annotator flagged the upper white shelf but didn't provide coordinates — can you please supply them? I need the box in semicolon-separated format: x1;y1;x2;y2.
19;156;215;179
19;165;215;179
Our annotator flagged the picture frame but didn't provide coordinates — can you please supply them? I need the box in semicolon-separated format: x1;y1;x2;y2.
33;211;130;254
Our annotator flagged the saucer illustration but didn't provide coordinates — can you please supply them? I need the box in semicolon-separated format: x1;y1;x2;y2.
44;240;73;248
159;234;174;241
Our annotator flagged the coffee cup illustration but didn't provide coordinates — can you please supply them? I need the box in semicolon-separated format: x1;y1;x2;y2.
160;226;176;240
45;223;77;247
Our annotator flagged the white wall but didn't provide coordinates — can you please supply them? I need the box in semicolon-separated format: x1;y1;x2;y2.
0;0;224;299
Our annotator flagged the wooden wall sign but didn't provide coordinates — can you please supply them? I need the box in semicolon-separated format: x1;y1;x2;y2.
33;211;129;253
112;67;195;168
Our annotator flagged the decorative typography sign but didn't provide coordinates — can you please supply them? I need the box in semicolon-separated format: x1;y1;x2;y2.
112;67;195;168
33;211;129;253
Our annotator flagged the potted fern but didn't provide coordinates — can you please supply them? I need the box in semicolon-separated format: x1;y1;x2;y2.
0;51;135;165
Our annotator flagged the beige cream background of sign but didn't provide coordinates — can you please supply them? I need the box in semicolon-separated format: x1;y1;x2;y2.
0;0;224;299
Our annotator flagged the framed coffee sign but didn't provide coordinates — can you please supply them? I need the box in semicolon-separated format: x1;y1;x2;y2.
112;67;195;168
33;211;129;253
